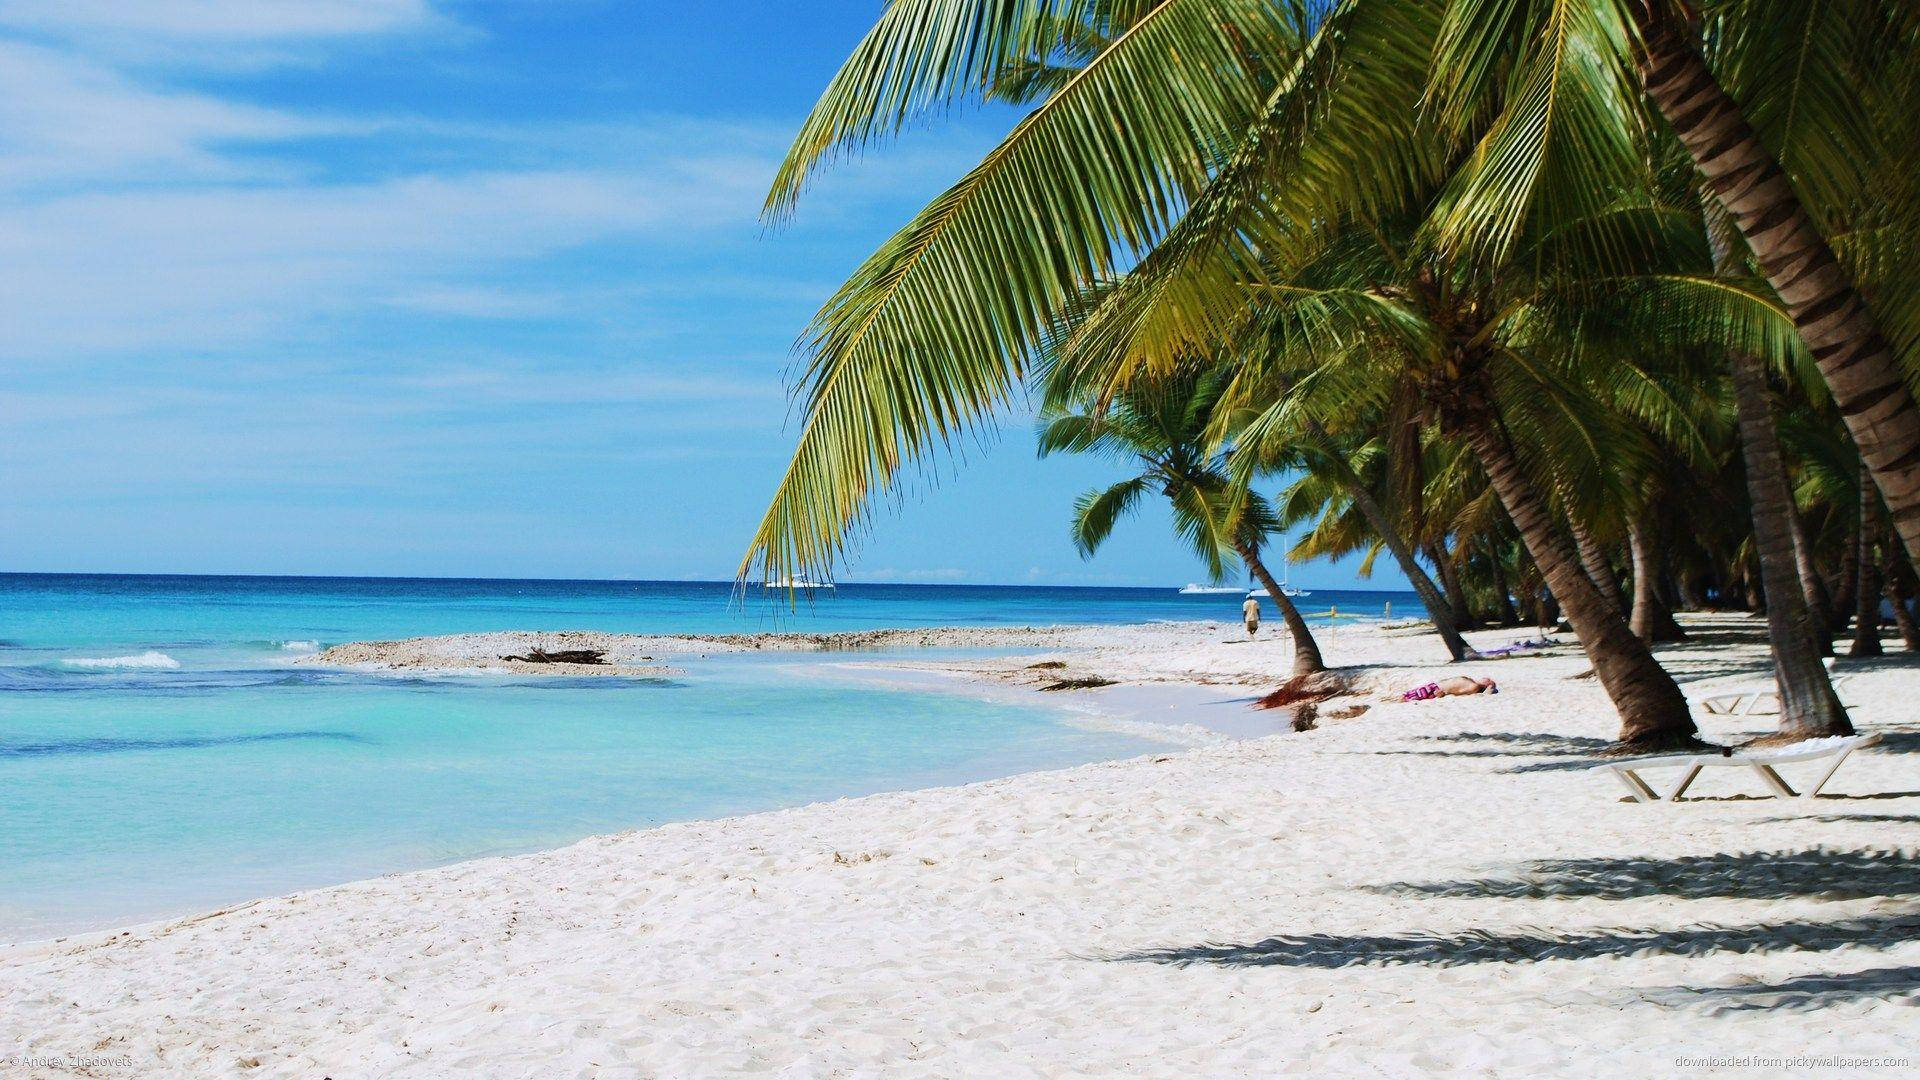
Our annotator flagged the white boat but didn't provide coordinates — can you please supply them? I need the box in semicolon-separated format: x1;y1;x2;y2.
761;578;835;590
1178;583;1244;595
1247;585;1310;598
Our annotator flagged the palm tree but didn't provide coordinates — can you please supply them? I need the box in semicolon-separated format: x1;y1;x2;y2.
1728;348;1853;736
1206;357;1479;660
1036;370;1326;676
1619;2;1920;567
1266;422;1481;661
1626;511;1686;642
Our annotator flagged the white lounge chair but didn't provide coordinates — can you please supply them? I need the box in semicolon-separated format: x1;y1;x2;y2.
1600;733;1883;803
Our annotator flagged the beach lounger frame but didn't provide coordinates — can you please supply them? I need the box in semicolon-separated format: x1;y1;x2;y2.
1600;733;1882;803
1696;661;1848;716
1696;675;1854;717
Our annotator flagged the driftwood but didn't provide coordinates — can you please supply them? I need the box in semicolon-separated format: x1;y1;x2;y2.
1026;660;1068;670
500;648;607;665
1039;676;1115;691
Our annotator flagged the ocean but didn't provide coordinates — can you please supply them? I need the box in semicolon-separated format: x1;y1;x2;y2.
0;573;1419;941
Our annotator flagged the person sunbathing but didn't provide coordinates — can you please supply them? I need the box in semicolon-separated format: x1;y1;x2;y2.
1402;676;1498;701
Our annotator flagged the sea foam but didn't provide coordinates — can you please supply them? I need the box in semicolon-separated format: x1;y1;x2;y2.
62;651;182;670
279;640;321;653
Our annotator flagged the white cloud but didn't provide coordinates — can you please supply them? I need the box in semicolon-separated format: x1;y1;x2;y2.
0;0;997;363
0;4;815;360
0;0;436;40
0;41;347;187
0;158;773;357
0;0;449;67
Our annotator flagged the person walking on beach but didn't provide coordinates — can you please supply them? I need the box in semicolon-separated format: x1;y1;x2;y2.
1242;595;1261;638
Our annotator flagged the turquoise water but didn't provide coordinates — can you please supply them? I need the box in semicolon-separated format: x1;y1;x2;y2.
0;574;1419;941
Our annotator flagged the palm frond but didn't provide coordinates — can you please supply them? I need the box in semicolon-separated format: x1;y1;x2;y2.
744;0;1291;584
1424;0;1648;266
1168;482;1235;578
1070;476;1153;555
1057;0;1447;382
766;0;1080;220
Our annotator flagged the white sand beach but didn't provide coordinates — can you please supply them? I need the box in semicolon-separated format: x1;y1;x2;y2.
5;616;1917;1077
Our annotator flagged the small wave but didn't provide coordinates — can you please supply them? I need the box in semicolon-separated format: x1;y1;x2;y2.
511;676;687;690
61;651;181;670
1;730;367;758
262;671;343;687
279;640;321;653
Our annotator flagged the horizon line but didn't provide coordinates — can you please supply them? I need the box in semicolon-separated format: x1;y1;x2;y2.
0;569;1419;593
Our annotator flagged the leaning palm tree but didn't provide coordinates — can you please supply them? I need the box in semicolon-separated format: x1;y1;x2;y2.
1727;346;1853;736
1037;370;1326;675
1617;1;1920;566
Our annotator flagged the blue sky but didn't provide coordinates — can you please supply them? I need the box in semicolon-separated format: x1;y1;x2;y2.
0;0;1403;590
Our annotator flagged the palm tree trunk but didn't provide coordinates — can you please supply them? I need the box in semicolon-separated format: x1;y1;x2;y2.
1674;570;1705;612
1571;516;1630;616
1884;570;1920;652
1729;350;1852;737
1633;8;1920;573
1534;586;1560;633
1656;564;1681;611
1850;484;1884;658
1786;500;1836;655
1488;543;1520;626
1744;555;1765;614
1427;540;1479;631
1337;477;1476;661
1832;512;1860;635
1459;412;1697;748
1627;516;1686;643
1237;539;1325;676
1299;420;1476;659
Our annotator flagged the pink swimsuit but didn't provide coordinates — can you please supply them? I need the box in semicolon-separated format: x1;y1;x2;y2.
1403;682;1442;702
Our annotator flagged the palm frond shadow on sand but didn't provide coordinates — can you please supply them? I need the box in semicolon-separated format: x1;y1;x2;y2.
1354;732;1617;773
1364;849;1920;901
1101;912;1920;971
1638;965;1920;1013
1100;850;1920;1011
1368;726;1920;776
